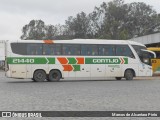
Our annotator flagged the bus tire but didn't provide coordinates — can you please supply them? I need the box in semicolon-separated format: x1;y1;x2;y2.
116;77;122;80
46;75;50;82
33;70;46;82
49;70;61;82
125;70;133;80
32;78;36;82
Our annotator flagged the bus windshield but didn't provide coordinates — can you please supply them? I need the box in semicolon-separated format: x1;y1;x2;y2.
132;45;155;65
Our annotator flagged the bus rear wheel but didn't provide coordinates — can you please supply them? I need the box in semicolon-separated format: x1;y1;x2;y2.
33;70;46;82
125;70;134;80
49;70;61;82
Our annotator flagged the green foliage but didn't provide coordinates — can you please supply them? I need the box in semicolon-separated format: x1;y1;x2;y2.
21;0;160;40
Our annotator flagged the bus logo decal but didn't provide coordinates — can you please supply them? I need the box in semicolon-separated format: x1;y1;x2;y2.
7;57;55;64
120;58;125;64
57;57;84;65
57;58;68;64
57;57;84;71
85;58;128;64
62;65;80;71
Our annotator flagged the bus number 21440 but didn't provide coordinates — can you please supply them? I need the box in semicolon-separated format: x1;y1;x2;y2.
13;59;35;64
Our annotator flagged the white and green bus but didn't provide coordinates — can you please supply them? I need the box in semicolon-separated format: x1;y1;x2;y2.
5;39;154;82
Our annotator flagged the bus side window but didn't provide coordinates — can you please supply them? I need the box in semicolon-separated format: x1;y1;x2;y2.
99;46;104;56
27;44;42;55
81;45;88;55
116;45;134;58
62;45;66;55
55;45;61;55
109;45;115;56
62;44;80;55
99;45;115;56
11;43;27;55
43;44;50;55
81;45;98;56
72;45;80;55
91;45;98;56
88;46;92;55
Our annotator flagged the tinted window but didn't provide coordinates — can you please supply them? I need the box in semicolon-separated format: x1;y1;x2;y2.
43;44;61;55
116;45;134;58
11;43;27;55
99;45;115;56
11;43;134;57
62;44;80;55
81;44;98;56
27;44;42;55
132;45;146;55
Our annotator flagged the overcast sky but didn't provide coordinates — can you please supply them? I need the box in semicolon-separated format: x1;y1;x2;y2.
0;0;160;40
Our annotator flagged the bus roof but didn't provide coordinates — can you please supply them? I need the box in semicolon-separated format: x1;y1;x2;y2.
127;41;146;47
147;47;160;51
7;39;145;46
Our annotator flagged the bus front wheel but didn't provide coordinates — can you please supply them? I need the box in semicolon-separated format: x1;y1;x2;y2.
124;70;134;80
49;70;61;82
33;70;46;82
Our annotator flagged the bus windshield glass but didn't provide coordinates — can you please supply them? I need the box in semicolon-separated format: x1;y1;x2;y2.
132;45;153;65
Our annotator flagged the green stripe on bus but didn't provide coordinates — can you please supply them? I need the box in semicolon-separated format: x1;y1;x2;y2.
68;58;77;64
123;58;128;64
73;65;80;71
7;57;55;64
85;58;128;64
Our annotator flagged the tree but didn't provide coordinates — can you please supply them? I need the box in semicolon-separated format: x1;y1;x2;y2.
126;2;157;37
102;0;129;39
65;12;90;39
45;25;57;39
21;20;46;40
21;0;160;40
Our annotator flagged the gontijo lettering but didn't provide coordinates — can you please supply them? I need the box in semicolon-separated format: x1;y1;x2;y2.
85;58;128;64
93;59;119;64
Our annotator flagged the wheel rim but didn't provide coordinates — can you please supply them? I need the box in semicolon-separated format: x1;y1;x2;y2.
34;71;46;81
52;73;58;79
128;71;133;78
37;72;44;79
125;70;133;80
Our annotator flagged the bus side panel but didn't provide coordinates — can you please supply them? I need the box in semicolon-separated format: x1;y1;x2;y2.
76;65;90;79
91;64;105;78
6;47;28;78
138;61;152;77
10;64;27;78
106;64;122;77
